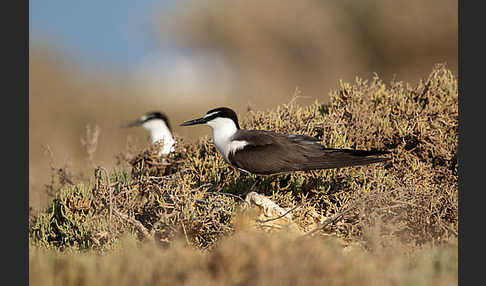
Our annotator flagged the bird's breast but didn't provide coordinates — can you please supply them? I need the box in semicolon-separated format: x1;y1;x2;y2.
212;136;248;163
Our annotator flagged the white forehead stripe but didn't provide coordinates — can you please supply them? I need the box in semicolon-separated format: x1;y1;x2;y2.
204;111;220;118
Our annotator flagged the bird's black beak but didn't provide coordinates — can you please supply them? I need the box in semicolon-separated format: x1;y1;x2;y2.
180;117;208;126
121;120;142;128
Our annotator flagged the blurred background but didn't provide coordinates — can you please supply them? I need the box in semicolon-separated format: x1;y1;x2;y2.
29;0;457;209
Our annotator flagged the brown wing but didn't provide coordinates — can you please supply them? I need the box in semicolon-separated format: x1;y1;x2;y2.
228;130;389;175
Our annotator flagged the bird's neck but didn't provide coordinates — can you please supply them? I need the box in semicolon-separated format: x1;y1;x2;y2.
208;118;238;143
142;120;175;155
207;118;238;159
207;118;247;162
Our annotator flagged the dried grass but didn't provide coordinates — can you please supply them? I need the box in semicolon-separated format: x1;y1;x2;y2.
30;64;457;259
29;230;457;286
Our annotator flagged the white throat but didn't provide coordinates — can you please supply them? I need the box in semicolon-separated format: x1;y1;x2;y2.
206;117;247;162
142;119;175;156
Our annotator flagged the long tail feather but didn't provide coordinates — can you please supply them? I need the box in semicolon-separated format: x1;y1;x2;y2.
301;148;391;171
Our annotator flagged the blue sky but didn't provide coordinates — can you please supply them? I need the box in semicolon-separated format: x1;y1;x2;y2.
29;0;178;70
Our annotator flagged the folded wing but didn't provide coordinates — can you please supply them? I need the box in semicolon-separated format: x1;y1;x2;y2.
228;130;389;175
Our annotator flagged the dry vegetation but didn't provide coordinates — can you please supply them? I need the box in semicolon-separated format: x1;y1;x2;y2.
30;230;457;286
29;65;457;285
29;0;457;214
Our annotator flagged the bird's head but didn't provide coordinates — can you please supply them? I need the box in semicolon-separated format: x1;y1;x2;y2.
180;107;240;131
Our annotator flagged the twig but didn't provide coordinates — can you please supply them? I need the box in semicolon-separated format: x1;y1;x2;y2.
181;222;191;246
205;185;246;203
442;222;458;237
420;78;432;98
57;168;76;186
216;192;246;203
98;167;113;232
113;208;154;242
257;204;303;223
304;199;361;237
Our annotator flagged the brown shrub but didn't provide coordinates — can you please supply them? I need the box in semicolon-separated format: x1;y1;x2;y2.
29;64;457;252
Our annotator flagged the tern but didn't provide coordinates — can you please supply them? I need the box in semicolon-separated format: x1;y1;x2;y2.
122;111;176;156
180;107;390;176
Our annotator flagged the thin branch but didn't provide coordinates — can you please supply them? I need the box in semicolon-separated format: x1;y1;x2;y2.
304;199;361;237
257;204;303;223
113;208;154;242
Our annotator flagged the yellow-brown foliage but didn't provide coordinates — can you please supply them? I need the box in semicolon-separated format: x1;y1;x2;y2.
29;230;457;286
30;64;457;255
